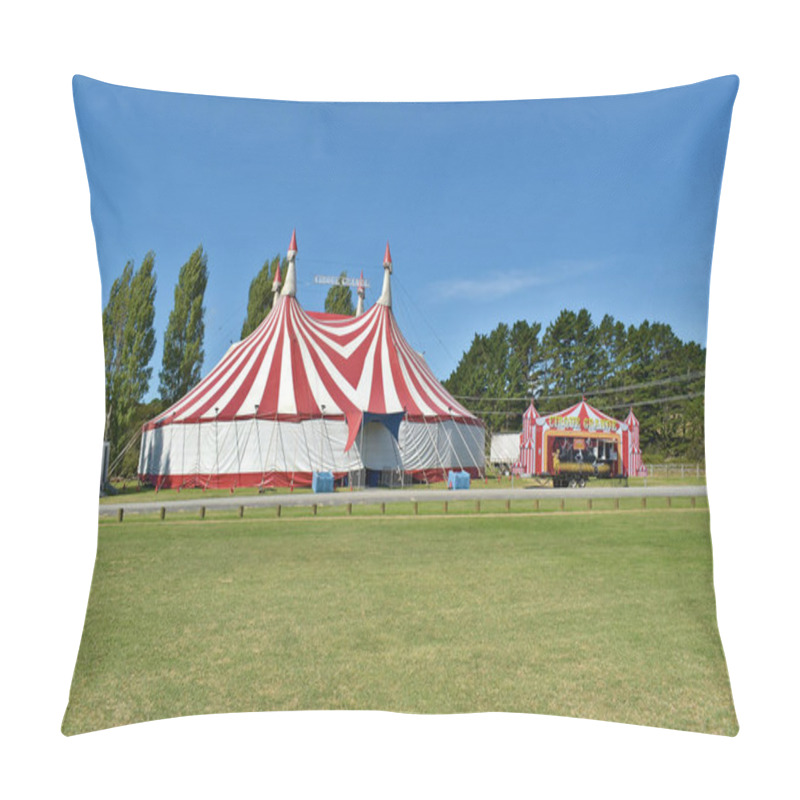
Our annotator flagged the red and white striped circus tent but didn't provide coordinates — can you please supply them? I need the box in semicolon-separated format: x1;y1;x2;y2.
138;232;485;489
624;407;646;477
514;397;647;478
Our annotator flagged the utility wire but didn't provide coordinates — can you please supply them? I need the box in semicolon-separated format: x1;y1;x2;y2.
453;370;705;403
602;391;704;411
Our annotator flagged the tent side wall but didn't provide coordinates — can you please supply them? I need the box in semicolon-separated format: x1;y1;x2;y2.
139;417;484;489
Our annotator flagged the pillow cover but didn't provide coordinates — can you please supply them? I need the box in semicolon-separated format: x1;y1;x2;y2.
64;75;738;736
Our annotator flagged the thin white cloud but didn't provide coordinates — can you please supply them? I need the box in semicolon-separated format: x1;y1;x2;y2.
434;260;604;301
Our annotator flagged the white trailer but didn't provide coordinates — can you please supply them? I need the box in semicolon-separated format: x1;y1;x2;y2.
490;433;520;466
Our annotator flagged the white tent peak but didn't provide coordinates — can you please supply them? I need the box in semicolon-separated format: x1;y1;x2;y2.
355;269;365;316
281;229;298;298
271;262;282;308
377;241;393;307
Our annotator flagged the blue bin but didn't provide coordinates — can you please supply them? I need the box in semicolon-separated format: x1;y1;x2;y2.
447;470;471;490
312;471;334;493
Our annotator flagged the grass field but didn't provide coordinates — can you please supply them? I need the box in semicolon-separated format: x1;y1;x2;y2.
63;509;736;736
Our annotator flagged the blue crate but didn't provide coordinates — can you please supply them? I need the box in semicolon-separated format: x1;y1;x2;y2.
312;471;334;493
447;470;471;490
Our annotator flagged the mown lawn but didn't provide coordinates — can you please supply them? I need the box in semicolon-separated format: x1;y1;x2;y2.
63;510;736;736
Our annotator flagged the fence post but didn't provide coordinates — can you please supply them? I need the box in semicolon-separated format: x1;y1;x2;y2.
413;501;418;515
614;497;620;510
475;500;480;514
117;508;124;522
691;496;696;508
587;498;592;511
443;501;448;514
238;505;244;518
160;506;166;520
200;506;206;519
641;497;647;510
560;498;565;511
312;503;317;516
666;497;672;508
381;502;386;515
505;498;511;512
276;504;282;517
347;502;352;516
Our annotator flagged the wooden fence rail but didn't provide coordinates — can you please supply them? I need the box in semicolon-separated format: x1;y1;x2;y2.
107;489;707;522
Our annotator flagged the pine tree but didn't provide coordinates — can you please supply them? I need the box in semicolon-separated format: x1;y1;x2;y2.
541;309;578;405
102;253;157;458
241;254;283;339
507;320;542;426
324;271;355;316
159;245;208;405
444;322;544;433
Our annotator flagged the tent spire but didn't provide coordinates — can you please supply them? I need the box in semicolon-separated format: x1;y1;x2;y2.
281;229;298;298
355;270;365;316
377;241;393;308
271;261;282;308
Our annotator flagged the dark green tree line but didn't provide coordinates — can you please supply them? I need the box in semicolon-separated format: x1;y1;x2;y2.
443;309;707;460
443;320;542;432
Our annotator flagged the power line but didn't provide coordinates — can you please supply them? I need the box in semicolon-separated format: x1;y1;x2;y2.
544;370;706;401
452;371;705;403
603;391;704;411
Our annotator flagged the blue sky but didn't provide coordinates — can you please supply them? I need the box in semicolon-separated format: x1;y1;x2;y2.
73;75;737;399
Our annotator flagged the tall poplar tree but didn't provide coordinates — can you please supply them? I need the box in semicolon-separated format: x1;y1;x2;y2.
241;254;283;339
159;245;208;405
102;252;157;456
324;271;355;316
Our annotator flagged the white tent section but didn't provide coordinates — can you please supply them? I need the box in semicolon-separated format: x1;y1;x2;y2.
489;433;521;465
139;233;485;489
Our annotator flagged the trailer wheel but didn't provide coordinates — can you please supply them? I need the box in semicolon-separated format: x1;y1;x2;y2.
578;477;587;488
568;478;578;488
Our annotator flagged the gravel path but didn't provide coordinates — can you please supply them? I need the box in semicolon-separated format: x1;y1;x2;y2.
99;483;707;516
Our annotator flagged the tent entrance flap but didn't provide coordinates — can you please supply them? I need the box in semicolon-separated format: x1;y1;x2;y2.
358;412;406;471
362;411;404;440
344;410;405;452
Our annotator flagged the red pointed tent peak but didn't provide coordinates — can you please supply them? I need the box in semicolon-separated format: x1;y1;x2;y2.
274;263;282;282
288;229;298;253
383;241;392;266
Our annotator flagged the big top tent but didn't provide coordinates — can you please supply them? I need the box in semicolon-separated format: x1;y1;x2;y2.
138;232;485;489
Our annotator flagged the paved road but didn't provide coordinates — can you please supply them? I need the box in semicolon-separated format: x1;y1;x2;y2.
99;484;707;516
